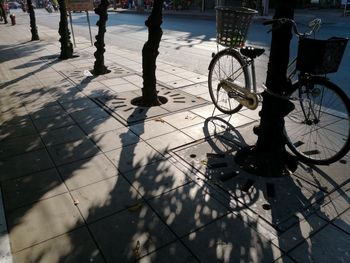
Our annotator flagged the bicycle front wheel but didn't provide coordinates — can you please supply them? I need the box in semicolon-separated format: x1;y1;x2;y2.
208;49;250;114
285;77;350;165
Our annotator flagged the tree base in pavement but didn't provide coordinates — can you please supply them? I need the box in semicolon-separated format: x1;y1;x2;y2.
131;96;168;107
235;145;298;177
90;67;111;76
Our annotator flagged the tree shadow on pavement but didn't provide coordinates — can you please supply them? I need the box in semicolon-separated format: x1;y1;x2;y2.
187;115;350;262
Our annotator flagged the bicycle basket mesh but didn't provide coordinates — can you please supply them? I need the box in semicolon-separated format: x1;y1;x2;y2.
216;6;258;48
296;37;348;75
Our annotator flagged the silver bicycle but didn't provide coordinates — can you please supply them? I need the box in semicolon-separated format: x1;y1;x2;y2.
208;7;350;165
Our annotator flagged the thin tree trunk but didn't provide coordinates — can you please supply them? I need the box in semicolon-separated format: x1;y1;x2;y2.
141;0;164;107
93;0;110;75
58;0;73;59
27;0;39;40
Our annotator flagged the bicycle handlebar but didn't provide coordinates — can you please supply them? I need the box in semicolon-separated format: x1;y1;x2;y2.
263;18;322;37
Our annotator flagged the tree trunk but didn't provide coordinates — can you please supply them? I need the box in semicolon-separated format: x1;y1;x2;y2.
141;0;164;107
235;0;298;176
58;0;73;59
93;0;110;75
27;0;39;40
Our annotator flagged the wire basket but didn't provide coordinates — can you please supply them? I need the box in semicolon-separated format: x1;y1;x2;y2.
216;6;258;48
296;37;348;75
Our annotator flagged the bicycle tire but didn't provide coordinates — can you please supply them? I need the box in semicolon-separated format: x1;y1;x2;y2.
208;49;250;114
285;76;350;165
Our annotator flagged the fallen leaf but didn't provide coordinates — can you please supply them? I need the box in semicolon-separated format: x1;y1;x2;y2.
128;203;143;212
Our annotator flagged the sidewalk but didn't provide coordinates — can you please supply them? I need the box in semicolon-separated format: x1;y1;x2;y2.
1;11;350;263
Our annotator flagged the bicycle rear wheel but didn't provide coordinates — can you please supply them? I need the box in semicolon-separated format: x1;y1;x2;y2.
208;49;249;114
285;77;350;165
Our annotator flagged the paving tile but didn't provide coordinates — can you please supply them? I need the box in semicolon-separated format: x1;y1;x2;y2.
30;105;67;120
294;160;350;193
190;104;218;119
316;187;350;222
40;125;86;146
12;227;104;263
332;208;350;234
148;183;228;237
0;134;44;159
60;98;99;113
0;149;54;182
89;203;176;262
58;154;118;190
129;119;176;140
78;116;124;136
109;82;139;92
105;141;162;173
71;175;140;222
182;83;209;96
182;212;282;263
123;159;190;199
272;214;328;253
2;168;67;211
146;130;193;153
162;111;205;129
32;114;75;131
90;127;140;152
47;138;101;166
7;193;84;252
0;119;37;140
70;107;110;123
138;240;197;263
288;224;350;263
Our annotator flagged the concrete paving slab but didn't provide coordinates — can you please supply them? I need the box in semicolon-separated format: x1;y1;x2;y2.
32;113;75;131
272;213;328;253
47;138;101;166
316;186;350;222
288;224;350;263
182;212;282;263
89;202;176;262
162;111;205;130
148;182;229;237
78;116;124;136
293;160;350;194
0;119;37;140
70;107;111;123
166;78;195;89
182;83;209;96
146;130;194;154
40;125;87;146
90;127;140;152
58;154;118;191
138;240;197;263
2;168;67;211
332;208;350;234
7;193;83;252
11;227;104;263
130;119;176;140
105;141;162;174
29;104;67;120
122;159;191;199
71;175;141;223
60;98;99;113
0;149;54;182
0;134;44;159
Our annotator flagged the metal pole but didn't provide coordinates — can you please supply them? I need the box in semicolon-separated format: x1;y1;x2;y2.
86;11;93;46
68;11;76;48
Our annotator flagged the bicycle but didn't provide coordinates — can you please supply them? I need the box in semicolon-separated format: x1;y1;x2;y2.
208;6;350;165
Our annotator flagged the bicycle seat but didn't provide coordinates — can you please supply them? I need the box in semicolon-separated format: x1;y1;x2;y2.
240;46;265;59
